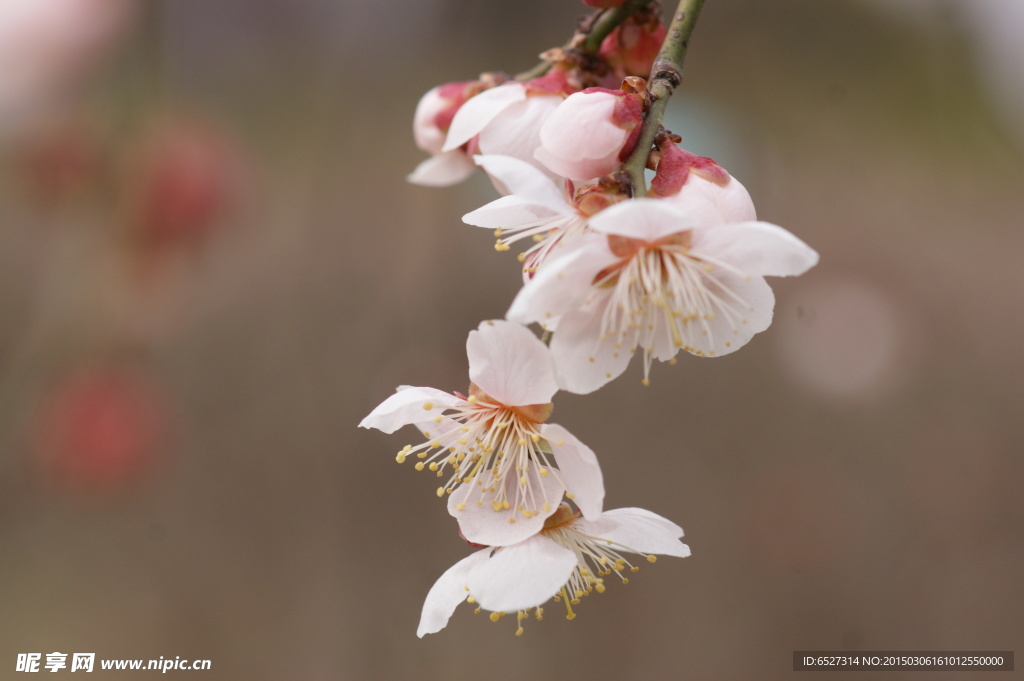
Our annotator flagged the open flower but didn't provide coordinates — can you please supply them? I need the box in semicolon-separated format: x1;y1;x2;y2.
417;503;690;637
507;197;819;394
462;155;625;278
359;320;604;544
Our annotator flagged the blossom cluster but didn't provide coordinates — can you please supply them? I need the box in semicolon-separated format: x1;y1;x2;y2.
361;0;818;637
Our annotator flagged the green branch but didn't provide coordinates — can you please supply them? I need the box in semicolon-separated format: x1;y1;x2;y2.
618;0;705;197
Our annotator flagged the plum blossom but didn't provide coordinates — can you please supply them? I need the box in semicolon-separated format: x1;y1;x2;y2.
442;74;569;177
462;155;626;277
417;503;690;637
359;320;603;545
507;197;819;394
408;81;482;186
533;88;644;182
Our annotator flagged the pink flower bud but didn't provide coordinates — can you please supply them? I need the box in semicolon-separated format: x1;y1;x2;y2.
413;81;479;156
534;88;643;181
599;17;667;79
651;143;756;223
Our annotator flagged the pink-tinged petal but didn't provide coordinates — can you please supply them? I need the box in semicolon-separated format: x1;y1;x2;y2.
448;467;564;546
466;320;558;406
588;198;720;243
539;423;604;519
417;548;493;637
467;535;577;613
476;94;563;168
358;386;461;434
506;236;616;326
443;83;526;152
412;85;449;155
534;91;630;181
548;299;637;394
574;507;691;558
666;173;756;223
472;155;568;213
675;271;775;358
462;195;563;229
407;151;476;187
693;221;819;278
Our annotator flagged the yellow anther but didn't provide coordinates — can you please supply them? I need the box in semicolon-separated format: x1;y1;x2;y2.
515;627;524;637
416;452;427;459
423;402;433;410
532;234;544;242
489;612;504;622
668;357;678;365
436;487;445;498
519;476;527;485
396;452;407;464
531;433;540;443
517;611;527;621
556;440;564;446
539;468;549;477
467;395;477;404
428;462;439;471
641;378;651;386
466;596;476;604
434;416;442;423
542;503;550;512
647;555;657;563
502;500;510;510
518;438;527;446
631;566;640;572
565;493;575;500
494;242;510;252
595;584;606;593
599;556;608;565
517;253;526;262
456;503;466;511
621;578;629;584
414;462;425;471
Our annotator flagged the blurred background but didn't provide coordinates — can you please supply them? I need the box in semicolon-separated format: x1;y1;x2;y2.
0;0;1021;679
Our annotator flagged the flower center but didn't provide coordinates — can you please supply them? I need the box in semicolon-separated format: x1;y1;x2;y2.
397;387;565;521
592;231;754;382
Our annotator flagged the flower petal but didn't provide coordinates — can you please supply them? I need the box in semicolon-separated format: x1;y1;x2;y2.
472;155;568;213
462;195;563;230
693;221;819;278
672;269;776;358
548;299;638;394
667;173;756;223
539;423;604;519
574;507;691;558
466;320;558;406
468;535;577;613
358;386;461;434
448;467;564;547
443;83;526;152
506;236;616;327
416;547;493;637
589;197;720;242
476;94;562;167
407;150;476;187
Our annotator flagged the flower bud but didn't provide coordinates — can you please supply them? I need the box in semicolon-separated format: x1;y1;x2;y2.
651;142;756;223
534;88;643;181
599;16;667;79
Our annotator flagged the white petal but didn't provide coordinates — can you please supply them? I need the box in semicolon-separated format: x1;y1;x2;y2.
462;195;563;229
574;507;691;558
448;467;564;547
548;299;638;394
407;151;476;187
472;155;568;213
358;387;461;434
694;221;819;278
466;320;558;406
676;270;776;358
506;236;616;326
476;94;562;168
442;83;526;152
468;535;577;613
539;423;604;519
417;548;493;637
534;91;625;181
589;198;720;242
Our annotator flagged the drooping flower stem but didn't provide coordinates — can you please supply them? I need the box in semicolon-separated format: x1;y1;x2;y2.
618;0;706;197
